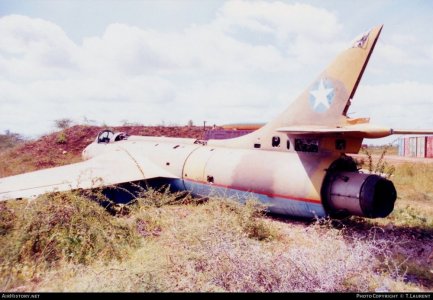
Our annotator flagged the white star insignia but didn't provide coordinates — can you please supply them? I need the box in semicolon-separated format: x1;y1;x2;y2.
310;79;334;110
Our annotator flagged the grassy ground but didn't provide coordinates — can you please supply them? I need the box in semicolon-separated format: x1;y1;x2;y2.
0;190;421;292
352;153;433;290
362;145;398;156
0;182;432;292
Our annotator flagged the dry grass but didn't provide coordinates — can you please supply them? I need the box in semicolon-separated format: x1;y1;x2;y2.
369;162;433;229
347;155;433;290
361;145;398;156
355;149;433;228
0;189;427;292
394;163;433;204
0;192;141;291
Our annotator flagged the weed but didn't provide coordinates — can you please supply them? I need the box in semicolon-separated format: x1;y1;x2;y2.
232;199;277;241
132;186;193;208
359;145;395;178
56;132;67;144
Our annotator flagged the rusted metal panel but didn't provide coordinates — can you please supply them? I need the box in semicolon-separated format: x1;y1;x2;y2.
426;137;433;158
404;137;411;157
417;137;426;158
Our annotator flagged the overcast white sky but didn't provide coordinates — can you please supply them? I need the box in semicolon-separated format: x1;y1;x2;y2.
1;0;433;144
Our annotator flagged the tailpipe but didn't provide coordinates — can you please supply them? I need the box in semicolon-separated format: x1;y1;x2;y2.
323;171;397;218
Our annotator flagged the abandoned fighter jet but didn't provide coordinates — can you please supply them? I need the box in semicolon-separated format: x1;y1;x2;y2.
1;25;432;219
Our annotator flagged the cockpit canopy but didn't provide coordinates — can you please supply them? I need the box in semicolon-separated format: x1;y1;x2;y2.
96;130;128;144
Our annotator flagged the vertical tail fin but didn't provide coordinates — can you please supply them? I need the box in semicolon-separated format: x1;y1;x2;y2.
208;25;383;148
274;24;383;127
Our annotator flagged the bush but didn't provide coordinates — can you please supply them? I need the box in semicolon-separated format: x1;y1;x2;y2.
54;119;73;130
0;192;141;289
56;132;67;144
0;131;24;151
220;199;277;241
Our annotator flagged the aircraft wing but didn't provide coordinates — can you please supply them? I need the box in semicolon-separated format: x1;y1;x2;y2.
0;148;177;201
277;124;433;139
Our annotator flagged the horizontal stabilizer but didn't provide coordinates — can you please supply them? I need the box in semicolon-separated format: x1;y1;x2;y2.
277;125;433;139
391;129;433;135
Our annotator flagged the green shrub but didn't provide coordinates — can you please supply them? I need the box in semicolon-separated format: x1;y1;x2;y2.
56;132;67;144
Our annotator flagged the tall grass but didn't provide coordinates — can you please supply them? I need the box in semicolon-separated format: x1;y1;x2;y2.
394;163;433;200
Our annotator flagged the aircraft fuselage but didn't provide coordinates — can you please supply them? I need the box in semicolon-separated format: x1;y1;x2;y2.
83;135;396;218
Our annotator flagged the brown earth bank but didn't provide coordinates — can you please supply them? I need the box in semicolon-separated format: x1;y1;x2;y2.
0;125;216;177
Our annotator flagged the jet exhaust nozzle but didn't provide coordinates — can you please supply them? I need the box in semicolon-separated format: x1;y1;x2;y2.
323;171;397;218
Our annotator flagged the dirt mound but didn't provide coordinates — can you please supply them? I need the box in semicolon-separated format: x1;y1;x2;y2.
0;125;214;177
23;125;208;156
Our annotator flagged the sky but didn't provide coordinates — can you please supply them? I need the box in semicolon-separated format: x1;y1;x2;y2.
0;0;433;145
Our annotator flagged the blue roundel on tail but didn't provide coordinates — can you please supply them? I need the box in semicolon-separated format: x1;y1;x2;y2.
309;78;335;113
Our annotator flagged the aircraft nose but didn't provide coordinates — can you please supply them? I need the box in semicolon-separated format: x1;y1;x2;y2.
323;171;397;218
